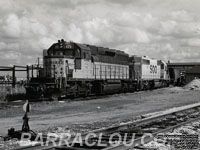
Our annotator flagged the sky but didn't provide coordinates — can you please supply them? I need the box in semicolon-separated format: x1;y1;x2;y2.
0;0;200;67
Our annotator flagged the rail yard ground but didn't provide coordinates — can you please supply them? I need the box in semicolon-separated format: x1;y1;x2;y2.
0;86;200;138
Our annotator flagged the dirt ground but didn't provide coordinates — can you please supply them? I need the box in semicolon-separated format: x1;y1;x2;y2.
0;87;200;136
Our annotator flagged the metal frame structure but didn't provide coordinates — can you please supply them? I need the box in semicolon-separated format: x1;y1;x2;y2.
0;65;41;87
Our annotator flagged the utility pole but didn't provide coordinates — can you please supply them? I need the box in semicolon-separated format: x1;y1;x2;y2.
37;57;40;77
31;65;34;78
26;65;29;81
12;65;15;88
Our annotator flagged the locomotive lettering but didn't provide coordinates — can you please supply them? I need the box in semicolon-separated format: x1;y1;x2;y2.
65;44;72;49
150;65;157;74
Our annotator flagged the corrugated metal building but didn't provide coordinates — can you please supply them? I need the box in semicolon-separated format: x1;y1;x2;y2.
185;66;200;83
168;62;200;85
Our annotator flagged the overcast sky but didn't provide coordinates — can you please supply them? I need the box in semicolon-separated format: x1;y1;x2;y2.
0;0;200;66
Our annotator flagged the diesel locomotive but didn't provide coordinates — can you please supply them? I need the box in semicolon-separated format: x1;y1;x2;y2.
26;39;170;99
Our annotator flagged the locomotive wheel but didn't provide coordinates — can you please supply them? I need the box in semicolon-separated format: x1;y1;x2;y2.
83;90;89;98
72;86;80;99
74;91;79;98
72;92;78;99
121;83;128;93
122;87;128;93
51;94;58;101
124;88;128;93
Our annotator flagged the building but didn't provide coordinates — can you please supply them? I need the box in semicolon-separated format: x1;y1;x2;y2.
168;62;200;85
185;66;200;83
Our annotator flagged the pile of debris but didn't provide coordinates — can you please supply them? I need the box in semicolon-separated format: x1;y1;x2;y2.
184;79;200;90
143;141;171;150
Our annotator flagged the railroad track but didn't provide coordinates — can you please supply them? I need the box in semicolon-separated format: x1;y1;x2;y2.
14;103;200;150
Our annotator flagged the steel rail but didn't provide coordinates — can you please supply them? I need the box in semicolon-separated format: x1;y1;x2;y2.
102;116;200;150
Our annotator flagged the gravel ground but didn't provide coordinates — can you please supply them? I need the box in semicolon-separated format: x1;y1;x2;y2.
142;117;200;150
0;87;200;135
0;86;200;149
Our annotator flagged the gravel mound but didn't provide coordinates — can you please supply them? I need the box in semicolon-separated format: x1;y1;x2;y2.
144;141;171;150
184;79;200;90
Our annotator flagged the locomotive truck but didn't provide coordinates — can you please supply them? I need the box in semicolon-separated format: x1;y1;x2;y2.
26;39;170;99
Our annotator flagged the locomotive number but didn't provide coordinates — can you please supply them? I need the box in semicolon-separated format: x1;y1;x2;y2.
150;65;157;73
66;44;72;49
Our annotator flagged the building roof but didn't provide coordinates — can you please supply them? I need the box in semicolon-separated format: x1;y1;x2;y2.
186;66;200;74
168;62;200;66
